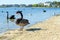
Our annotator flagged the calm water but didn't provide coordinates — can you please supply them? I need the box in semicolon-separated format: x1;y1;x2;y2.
0;7;60;33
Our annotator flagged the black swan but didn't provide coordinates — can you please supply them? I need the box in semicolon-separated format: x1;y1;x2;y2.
43;10;46;12
6;11;15;19
7;11;15;19
7;11;15;22
16;11;30;31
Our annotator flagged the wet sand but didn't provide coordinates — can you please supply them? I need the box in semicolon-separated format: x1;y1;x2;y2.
0;16;60;40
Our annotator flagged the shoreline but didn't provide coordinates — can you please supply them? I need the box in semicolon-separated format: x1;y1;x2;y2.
0;7;60;8
0;15;60;40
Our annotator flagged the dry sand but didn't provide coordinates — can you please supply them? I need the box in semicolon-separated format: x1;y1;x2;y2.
0;16;60;40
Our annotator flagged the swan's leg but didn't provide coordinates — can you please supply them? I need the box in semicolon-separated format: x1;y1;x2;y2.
20;26;24;31
19;26;24;34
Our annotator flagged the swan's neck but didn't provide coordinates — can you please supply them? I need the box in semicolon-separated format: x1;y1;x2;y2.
7;13;9;19
20;12;23;19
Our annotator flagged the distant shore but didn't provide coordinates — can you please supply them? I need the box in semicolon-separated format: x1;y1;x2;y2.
0;7;60;8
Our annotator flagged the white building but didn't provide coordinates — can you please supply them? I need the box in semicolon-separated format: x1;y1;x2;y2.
43;2;52;6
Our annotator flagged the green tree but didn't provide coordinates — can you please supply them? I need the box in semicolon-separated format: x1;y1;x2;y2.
32;4;38;7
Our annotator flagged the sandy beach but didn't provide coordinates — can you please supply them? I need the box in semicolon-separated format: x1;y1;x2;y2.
0;15;60;40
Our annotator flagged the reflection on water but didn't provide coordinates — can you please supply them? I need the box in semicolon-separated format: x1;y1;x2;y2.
0;7;60;33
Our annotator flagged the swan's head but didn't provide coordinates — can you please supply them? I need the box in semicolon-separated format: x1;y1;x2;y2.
6;11;8;13
16;11;22;14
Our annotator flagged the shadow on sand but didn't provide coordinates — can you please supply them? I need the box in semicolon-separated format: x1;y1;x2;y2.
26;28;47;32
